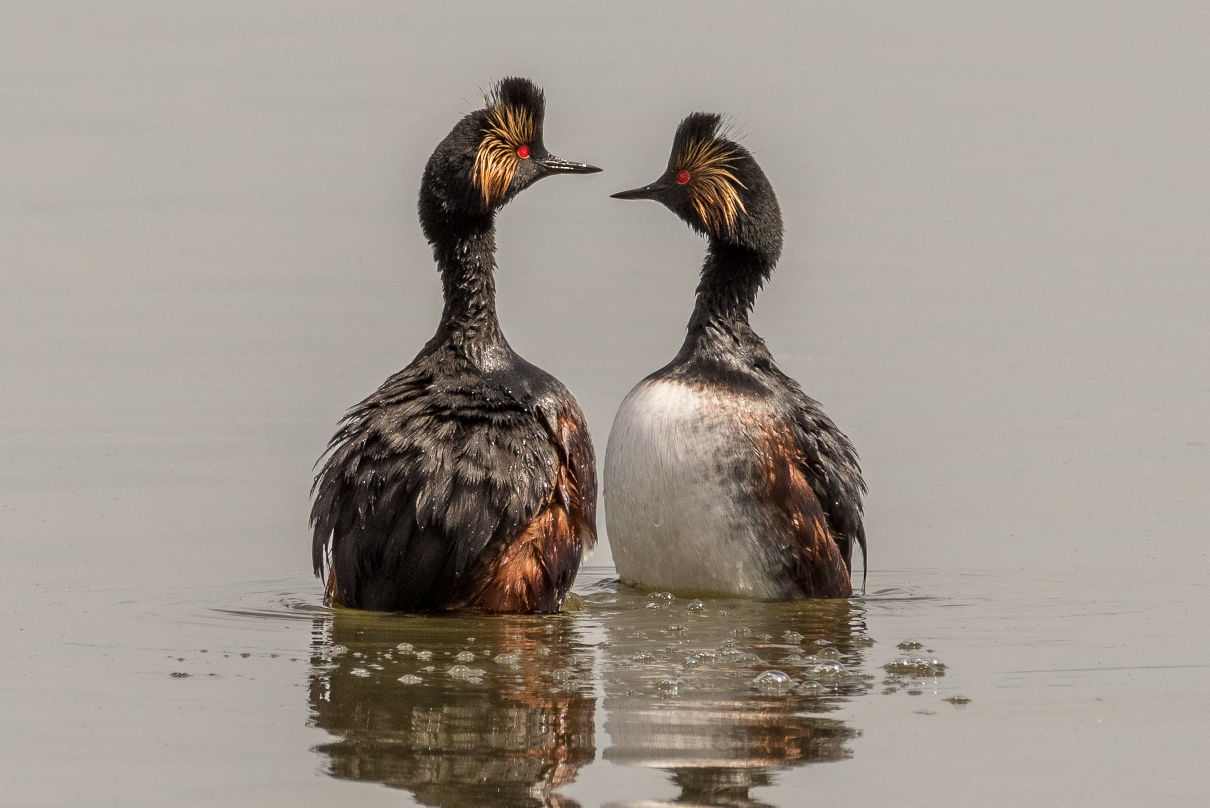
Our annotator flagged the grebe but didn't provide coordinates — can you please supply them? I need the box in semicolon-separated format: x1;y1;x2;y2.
605;113;866;599
311;78;600;613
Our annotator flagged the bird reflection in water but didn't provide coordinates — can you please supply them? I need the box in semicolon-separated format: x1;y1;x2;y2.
595;587;872;807
306;574;872;808
307;609;595;807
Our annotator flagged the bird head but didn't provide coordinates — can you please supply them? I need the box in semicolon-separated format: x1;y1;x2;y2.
611;113;782;258
419;77;600;242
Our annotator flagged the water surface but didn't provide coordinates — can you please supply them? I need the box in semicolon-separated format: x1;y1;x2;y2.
7;566;1205;806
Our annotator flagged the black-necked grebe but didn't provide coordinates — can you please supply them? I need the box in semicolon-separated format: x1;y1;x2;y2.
311;78;600;613
605;113;866;599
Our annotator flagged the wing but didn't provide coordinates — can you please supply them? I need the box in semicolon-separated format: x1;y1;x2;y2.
541;394;597;553
467;393;597;613
309;365;561;610
757;424;855;598
781;382;868;588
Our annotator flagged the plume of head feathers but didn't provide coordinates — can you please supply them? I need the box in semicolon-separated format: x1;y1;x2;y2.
670;113;749;237
471;77;545;207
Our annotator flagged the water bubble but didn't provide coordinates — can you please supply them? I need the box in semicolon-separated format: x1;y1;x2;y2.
447;665;486;682
687;599;706;612
649;591;674;604
454;651;475;663
803;659;846;677
493;652;522;667
720;648;761;665
884;656;947;677
420;665;435;673
350;668;371;678
415;650;434;661
782;630;805;643
631;651;654;663
944;695;972;706
753;670;793;693
551;668;577;684
395;642;414;654
897;640;924;651
656;678;681;696
369;663;384;671
397;674;423;685
816;646;842;661
813;639;833;648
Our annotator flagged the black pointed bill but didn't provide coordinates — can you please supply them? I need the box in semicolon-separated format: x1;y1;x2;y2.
610;181;664;201
536;154;602;175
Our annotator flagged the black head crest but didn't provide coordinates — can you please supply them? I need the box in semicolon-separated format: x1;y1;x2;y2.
670;113;728;164
487;77;546;125
669;113;750;237
472;77;547;206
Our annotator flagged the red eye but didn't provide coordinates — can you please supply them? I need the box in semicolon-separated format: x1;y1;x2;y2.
517;144;530;159
675;169;691;185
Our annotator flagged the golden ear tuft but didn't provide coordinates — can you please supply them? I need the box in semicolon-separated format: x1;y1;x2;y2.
676;138;747;236
472;104;536;207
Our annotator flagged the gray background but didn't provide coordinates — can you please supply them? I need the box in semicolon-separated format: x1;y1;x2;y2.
4;1;1208;591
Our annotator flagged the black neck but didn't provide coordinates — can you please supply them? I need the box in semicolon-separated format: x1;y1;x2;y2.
679;242;775;360
431;219;509;363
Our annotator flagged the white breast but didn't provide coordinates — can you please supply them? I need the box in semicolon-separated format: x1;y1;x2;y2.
603;378;783;598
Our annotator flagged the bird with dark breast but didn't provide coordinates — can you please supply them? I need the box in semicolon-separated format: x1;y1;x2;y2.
606;113;867;599
311;78;600;613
